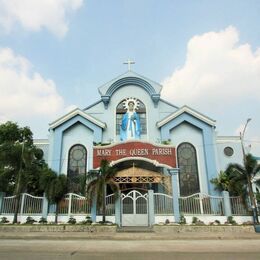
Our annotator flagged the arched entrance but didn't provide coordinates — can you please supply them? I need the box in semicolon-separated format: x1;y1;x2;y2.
121;189;148;226
112;162;171;226
112;161;172;194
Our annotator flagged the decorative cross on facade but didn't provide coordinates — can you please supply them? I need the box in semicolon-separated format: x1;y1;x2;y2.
123;59;135;71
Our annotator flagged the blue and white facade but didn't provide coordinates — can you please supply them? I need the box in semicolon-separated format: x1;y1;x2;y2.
37;71;243;193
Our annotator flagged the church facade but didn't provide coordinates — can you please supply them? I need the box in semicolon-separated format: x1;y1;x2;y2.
35;70;246;225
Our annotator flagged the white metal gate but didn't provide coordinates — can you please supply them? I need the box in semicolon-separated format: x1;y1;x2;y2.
121;190;148;226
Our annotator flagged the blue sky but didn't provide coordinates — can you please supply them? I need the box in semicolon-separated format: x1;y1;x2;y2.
0;0;259;154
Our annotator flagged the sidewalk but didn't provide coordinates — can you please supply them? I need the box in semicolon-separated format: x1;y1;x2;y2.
0;230;259;240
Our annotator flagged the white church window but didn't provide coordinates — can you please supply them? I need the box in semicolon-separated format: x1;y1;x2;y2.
177;142;200;196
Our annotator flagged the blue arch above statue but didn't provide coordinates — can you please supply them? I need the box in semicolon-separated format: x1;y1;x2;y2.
101;76;160;108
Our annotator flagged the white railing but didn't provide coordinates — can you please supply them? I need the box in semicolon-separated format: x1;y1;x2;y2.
71;194;91;214
57;194;69;214
154;193;173;215
97;193;116;216
0;191;253;218
230;196;250;216
1;195;19;214
1;193;43;215
58;193;91;215
22;194;44;214
179;193;224;215
105;194;115;216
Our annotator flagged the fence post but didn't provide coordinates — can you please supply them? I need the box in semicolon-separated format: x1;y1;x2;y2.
42;193;48;219
19;193;25;222
91;194;97;223
0;192;5;214
168;168;180;223
68;193;72;217
115;191;121;226
199;193;204;214
148;190;155;226
222;191;232;217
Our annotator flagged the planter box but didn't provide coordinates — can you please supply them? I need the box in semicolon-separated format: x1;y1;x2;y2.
153;225;255;233
0;224;117;233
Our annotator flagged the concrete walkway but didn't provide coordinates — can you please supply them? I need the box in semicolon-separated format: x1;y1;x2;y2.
0;230;259;240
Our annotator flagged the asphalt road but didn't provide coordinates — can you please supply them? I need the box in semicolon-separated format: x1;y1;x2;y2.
0;239;260;260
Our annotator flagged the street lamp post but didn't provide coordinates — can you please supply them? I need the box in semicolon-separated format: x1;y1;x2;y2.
240;118;259;224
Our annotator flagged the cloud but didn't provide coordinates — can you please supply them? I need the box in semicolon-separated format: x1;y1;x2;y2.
0;0;84;37
0;47;64;123
162;26;260;109
161;26;260;154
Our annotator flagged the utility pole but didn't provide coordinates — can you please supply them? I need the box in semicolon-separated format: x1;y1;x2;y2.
240;118;259;224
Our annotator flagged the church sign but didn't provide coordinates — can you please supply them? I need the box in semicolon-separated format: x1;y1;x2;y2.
93;141;176;168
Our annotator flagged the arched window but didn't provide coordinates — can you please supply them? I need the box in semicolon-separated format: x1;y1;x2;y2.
177;142;200;196
116;98;147;136
67;144;87;193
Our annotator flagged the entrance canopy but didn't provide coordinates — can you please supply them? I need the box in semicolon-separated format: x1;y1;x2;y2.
93;141;176;169
114;166;163;184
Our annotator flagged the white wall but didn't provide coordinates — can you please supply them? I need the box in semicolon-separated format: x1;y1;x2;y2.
216;136;243;172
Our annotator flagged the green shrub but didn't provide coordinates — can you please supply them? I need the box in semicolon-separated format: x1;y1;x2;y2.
192;216;198;224
80;216;93;225
179;214;186;224
67;217;76;224
226;216;237;225
165;219;170;224
192;216;205;225
25;216;36;224
38;217;47;224
0;217;9;224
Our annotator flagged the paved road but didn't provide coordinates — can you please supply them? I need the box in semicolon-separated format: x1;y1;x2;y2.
0;239;260;259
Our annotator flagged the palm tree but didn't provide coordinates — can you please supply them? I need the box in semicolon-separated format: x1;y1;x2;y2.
226;153;260;223
86;160;118;223
40;170;68;223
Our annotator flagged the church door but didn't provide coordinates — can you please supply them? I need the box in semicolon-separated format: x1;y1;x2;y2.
121;190;148;226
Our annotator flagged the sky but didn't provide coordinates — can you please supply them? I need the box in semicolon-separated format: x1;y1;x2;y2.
0;0;259;154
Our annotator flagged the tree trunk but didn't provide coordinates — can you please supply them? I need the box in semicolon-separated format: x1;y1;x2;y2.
247;175;259;223
102;184;106;223
55;203;58;224
12;194;20;224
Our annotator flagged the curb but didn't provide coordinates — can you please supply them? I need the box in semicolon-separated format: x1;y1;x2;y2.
0;231;259;240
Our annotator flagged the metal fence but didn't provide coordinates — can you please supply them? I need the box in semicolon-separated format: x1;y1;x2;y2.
179;193;224;215
58;193;91;215
1;194;44;215
97;193;115;216
154;193;173;215
0;191;254;218
1;195;20;214
22;194;44;214
230;196;250;216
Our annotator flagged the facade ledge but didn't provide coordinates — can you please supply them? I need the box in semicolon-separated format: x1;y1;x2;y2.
216;136;241;143
33;139;49;145
49;108;106;130
157;105;216;128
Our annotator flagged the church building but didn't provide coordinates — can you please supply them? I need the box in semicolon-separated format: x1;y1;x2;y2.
36;68;245;225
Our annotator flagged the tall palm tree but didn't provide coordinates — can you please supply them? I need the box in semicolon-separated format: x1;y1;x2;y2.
40;170;68;223
227;153;260;223
86;160;118;223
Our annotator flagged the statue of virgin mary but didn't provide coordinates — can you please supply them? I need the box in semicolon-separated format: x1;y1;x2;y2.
120;98;141;141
